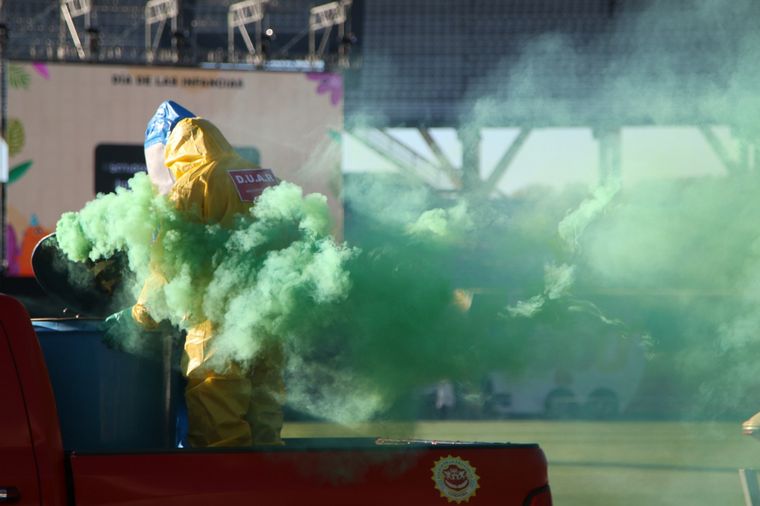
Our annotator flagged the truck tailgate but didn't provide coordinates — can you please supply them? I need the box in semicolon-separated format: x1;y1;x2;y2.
68;438;550;505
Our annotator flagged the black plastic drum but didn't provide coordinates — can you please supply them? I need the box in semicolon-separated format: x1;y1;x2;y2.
33;319;180;451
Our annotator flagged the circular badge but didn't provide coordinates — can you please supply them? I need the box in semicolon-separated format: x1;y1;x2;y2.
431;455;480;503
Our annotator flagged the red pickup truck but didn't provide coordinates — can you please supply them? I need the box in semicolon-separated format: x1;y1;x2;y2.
0;293;551;505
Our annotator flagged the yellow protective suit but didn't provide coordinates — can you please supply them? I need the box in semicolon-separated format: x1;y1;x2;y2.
133;117;284;447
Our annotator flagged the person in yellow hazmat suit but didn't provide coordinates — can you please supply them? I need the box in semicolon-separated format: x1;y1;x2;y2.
132;100;284;447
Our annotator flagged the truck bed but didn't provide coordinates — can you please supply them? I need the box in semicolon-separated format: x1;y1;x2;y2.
69;438;549;505
0;294;552;505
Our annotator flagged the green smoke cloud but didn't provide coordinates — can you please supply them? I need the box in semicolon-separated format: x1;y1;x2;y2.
57;172;354;345
441;0;760;421
571;175;760;417
56;169;615;423
57;174;364;420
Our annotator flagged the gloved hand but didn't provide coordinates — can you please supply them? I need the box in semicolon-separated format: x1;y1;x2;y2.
101;307;141;351
102;307;180;357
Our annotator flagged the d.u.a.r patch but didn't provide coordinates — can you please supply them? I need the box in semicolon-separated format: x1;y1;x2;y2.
431;455;480;503
228;168;278;202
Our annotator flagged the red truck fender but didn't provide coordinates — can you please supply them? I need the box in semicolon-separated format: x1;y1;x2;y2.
0;294;67;506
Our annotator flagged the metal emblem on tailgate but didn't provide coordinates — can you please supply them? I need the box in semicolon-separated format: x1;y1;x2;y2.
431;455;480;503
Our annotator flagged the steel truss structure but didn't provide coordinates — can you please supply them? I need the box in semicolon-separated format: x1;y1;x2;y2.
59;0;93;60
227;0;270;64
145;0;179;62
308;0;351;67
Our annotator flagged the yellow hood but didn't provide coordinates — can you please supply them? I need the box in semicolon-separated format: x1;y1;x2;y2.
164;117;250;181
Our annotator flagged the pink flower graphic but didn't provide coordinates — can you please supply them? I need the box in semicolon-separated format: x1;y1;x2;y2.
306;73;342;106
32;62;50;79
5;223;19;275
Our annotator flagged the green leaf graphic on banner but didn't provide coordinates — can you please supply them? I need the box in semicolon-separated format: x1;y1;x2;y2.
7;118;25;156
8;161;32;184
9;65;30;89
